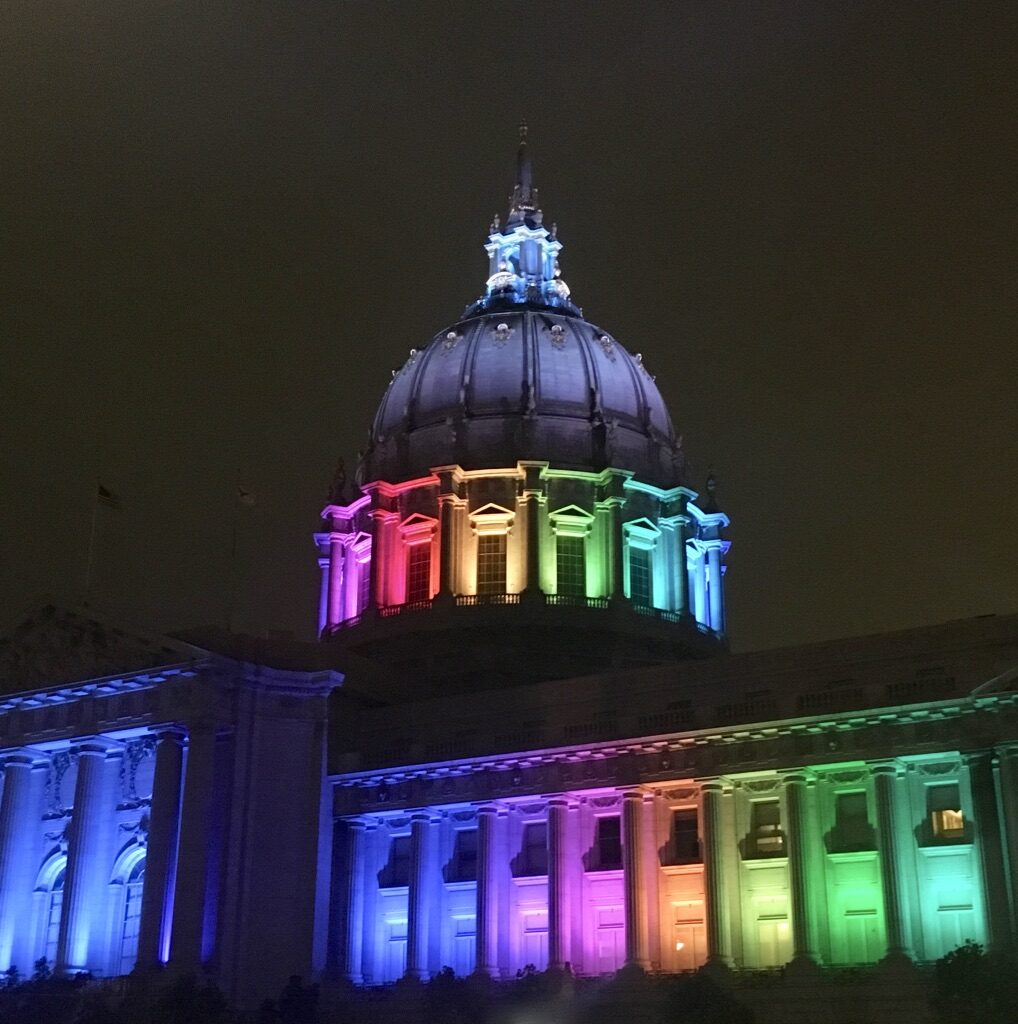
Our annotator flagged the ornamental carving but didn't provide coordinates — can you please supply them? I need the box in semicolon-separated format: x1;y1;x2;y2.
493;323;513;347
662;788;697;802
549;324;566;350
589;795;622;809
827;770;868;785
442;331;460;353
598;334;616;361
915;761;961;777
520;802;547;816
741;778;781;794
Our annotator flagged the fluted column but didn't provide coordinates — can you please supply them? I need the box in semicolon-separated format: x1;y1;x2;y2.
622;791;650;969
475;805;499;976
343;821;367;982
609;502;625;598
406;813;436;980
317;557;330;635
547;799;570;968
136;730;185;969
438;497;456;598
524;495;541;595
170;724;219;969
783;773;817;963
690;549;707;626
328;535;346;627
701;781;732;967
966;752;1013;953
706;543;724;633
0;750;48;970
672;517;689;617
873;764;912;960
58;739;122;972
995;746;1018;941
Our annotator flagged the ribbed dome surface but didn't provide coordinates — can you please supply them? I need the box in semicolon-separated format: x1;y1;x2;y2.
362;308;683;487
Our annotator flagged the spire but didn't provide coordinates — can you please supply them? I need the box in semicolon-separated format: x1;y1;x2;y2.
507;120;541;226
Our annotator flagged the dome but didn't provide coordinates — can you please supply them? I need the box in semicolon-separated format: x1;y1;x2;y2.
363;307;684;487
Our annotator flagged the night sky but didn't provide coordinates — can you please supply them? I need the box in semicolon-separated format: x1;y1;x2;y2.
3;2;1016;654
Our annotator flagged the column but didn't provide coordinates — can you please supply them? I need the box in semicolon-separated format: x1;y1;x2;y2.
547;799;570;968
622;791;650;969
317;557;330;635
475;805;499;977
406;813;436;980
524;495;541;595
873;764;913;960
328;535;346;627
783;773;817;963
136;730;185;969
672;518;689;617
438;498;455;598
170;725;218;969
343;821;367;982
967;752;1013;953
995;746;1018;941
0;750;47;970
58;739;121;972
701;781;732;967
690;548;707;626
706;543;724;633
610;503;625;598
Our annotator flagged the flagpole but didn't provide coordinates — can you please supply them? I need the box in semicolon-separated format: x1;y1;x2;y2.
83;479;100;603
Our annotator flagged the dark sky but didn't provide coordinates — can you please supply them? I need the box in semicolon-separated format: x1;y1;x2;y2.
3;2;1016;654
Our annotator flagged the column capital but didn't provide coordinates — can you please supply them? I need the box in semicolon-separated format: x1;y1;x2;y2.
781;770;815;787
71;736;124;758
476;803;501;817
149;727;187;746
410;811;440;826
699;778;731;795
994;743;1018;764
1;747;49;768
871;760;906;779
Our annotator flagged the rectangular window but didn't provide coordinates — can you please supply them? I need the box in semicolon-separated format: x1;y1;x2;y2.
406;542;431;603
928;784;965;840
556;535;585;597
832;791;873;852
358;561;371;613
628;546;652;607
519;822;548;876
476;534;507;596
452;829;478;881
751;800;784;857
594;816;622;870
383;835;411;888
671;808;700;863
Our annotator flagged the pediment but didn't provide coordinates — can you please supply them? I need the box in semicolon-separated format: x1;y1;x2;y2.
469;502;514;519
548;504;594;522
0;602;199;695
624;516;661;536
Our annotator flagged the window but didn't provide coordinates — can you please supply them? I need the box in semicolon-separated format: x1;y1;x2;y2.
406;543;431;603
519;822;548;876
556;535;585;597
628;546;652;607
750;800;784;857
451;829;478;881
358;561;371;613
382;835;411;888
594;816;622;870
476;534;507;596
928;784;965;840
43;863;66;967
119;857;145;975
831;792;873;852
671;809;700;863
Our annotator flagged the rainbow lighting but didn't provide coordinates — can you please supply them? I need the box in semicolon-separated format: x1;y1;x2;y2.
321;127;1005;987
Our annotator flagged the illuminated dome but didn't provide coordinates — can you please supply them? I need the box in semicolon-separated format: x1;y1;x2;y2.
363;308;682;487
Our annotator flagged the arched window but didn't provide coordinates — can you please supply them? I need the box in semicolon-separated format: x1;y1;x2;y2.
35;854;67;969
112;849;146;976
120;857;145;975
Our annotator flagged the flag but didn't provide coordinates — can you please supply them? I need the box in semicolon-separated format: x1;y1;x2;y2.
237;485;257;507
97;484;120;509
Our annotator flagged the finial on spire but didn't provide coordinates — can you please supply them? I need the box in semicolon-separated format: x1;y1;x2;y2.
507;120;539;226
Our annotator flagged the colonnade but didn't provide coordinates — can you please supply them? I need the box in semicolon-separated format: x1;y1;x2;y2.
340;751;1018;982
0;732;186;977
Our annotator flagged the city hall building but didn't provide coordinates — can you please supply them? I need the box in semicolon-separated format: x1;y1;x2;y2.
1;133;1016;1010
